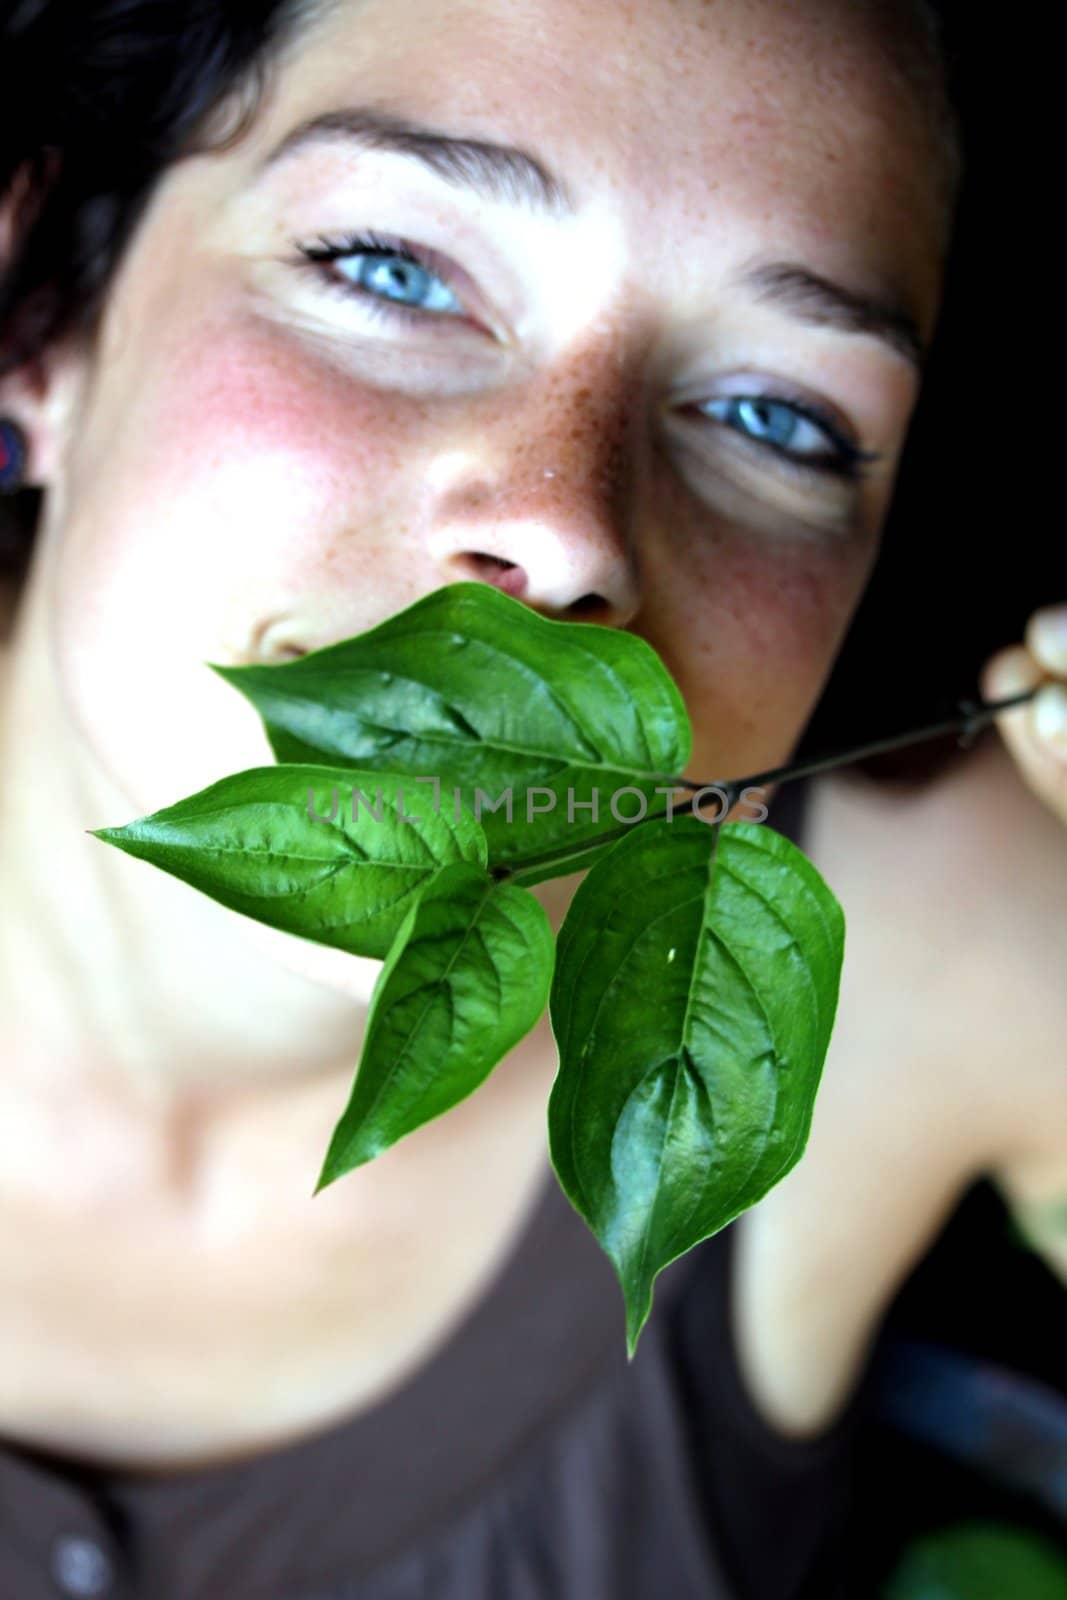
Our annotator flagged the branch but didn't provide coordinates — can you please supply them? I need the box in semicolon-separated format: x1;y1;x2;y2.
499;687;1039;884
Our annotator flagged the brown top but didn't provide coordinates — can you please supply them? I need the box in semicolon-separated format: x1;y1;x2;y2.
0;779;866;1600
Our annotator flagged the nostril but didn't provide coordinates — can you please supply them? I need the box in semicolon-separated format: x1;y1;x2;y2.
469;552;517;575
248;617;310;664
463;552;528;598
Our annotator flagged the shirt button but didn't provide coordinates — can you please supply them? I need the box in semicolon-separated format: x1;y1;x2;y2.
50;1533;115;1597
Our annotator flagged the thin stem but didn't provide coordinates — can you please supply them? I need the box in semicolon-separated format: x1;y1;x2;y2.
501;790;722;884
717;685;1038;808
497;687;1039;884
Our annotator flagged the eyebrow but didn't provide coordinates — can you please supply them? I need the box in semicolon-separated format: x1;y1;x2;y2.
259;108;926;370
736;258;926;371
257;104;577;221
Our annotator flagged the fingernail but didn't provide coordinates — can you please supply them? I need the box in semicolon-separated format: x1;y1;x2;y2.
1033;683;1067;753
1029;605;1067;674
983;646;1041;700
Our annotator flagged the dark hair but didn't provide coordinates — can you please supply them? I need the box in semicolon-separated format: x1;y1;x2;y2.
797;0;1047;783
0;0;324;563
0;0;325;372
0;1;1046;786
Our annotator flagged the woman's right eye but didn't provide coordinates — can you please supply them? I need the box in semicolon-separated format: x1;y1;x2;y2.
296;231;469;328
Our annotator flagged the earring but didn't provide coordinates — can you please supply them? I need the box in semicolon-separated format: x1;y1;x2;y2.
0;416;29;493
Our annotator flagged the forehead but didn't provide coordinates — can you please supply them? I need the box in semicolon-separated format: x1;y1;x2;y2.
236;0;946;324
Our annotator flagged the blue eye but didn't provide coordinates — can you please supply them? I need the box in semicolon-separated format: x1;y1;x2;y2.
295;238;880;482
698;395;876;480
297;230;466;325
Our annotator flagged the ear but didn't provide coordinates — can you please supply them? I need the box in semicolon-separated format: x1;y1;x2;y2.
0;152;87;491
0;342;88;491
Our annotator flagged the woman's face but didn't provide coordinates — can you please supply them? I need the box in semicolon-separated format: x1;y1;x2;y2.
28;0;948;815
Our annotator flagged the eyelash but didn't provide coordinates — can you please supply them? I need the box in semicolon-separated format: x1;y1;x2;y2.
297;229;465;331
694;396;880;484
294;230;881;483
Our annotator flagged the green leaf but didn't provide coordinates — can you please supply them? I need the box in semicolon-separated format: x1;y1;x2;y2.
315;860;555;1189
884;1522;1067;1600
90;764;486;960
208;581;691;881
547;814;844;1357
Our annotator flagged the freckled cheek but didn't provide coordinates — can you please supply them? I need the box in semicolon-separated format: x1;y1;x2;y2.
51;323;426;808
660;534;870;773
61;322;425;648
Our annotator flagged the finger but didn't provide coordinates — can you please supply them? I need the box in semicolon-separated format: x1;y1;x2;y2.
980;646;1067;824
1034;682;1067;760
1025;603;1067;677
980;643;1043;707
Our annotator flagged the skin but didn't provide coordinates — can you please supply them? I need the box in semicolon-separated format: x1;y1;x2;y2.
734;728;1067;1434
0;0;943;1070
0;0;1062;1468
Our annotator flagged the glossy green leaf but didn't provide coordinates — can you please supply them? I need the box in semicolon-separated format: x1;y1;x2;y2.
885;1522;1067;1600
547;814;844;1356
315;860;555;1189
90;764;486;960
209;581;691;882
90;579;858;1365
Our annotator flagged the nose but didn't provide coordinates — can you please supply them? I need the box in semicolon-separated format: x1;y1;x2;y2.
244;341;648;667
424;359;644;628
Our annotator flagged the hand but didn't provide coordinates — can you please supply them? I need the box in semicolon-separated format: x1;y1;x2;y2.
980;603;1067;829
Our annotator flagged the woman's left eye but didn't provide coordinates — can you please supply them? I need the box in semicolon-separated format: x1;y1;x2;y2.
696;396;874;479
296;231;467;327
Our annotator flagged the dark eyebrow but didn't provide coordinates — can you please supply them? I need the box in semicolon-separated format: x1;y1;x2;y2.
256;104;577;221
258;112;924;366
736;257;926;372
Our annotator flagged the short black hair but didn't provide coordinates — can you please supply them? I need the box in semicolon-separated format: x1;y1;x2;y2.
0;0;325;381
0;0;327;567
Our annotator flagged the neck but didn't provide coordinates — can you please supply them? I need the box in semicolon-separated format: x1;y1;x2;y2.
0;521;570;1219
0;532;564;1469
0;531;447;1212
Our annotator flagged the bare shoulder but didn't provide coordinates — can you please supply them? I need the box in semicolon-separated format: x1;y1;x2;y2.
806;730;1067;1153
731;733;1067;1435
